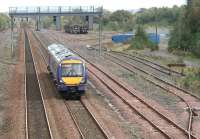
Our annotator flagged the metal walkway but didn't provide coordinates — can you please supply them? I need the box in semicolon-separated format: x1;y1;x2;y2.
9;6;103;16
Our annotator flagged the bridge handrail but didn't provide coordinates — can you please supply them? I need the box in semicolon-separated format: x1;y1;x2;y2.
9;6;103;14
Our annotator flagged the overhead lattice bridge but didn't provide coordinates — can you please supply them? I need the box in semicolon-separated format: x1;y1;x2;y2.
9;6;103;30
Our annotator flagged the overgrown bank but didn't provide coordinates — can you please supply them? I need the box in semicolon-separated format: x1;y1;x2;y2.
169;0;200;57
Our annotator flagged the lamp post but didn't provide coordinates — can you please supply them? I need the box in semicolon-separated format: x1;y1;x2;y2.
155;7;158;47
99;6;103;56
11;16;14;57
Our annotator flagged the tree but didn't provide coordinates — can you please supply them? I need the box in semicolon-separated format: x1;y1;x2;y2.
110;10;133;23
102;9;111;26
169;0;200;57
0;14;9;30
42;16;54;29
109;10;134;31
136;6;182;26
130;25;158;50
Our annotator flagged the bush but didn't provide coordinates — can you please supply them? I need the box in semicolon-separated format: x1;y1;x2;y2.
191;33;200;57
43;16;54;29
130;37;145;50
148;41;159;51
102;10;134;32
104;21;119;31
0;14;9;30
169;0;200;57
181;68;200;92
130;26;158;51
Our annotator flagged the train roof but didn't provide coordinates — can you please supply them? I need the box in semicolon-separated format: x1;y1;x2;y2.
48;43;81;62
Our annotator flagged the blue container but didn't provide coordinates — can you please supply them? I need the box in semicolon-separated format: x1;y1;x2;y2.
112;33;134;43
112;33;160;44
147;33;160;44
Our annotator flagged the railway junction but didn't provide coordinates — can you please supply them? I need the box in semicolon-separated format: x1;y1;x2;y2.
0;3;200;139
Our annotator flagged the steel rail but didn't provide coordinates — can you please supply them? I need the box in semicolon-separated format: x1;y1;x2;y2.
107;52;172;76
80;97;113;139
62;46;198;139
103;52;197;139
111;51;184;76
31;30;111;139
23;28;28;139
60;47;195;139
64;101;86;139
106;53;200;101
25;29;53;139
36;30;198;139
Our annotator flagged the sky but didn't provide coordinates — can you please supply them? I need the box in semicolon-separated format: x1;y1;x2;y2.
1;0;186;12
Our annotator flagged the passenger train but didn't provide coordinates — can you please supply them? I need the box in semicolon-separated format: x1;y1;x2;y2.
47;44;87;98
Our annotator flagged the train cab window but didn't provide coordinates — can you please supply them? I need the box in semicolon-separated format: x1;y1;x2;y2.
62;63;83;77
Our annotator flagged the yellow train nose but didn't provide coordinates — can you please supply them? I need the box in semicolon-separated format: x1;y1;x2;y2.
61;77;83;85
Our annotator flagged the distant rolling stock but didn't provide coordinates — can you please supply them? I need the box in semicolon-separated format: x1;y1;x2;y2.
47;44;87;98
64;25;88;34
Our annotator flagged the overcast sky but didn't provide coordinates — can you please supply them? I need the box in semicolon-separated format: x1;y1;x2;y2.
1;0;186;12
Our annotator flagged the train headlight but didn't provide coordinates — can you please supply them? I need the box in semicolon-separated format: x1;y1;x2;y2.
80;77;85;83
60;79;64;83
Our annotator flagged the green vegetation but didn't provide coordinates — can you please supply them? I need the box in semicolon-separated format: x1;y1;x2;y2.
180;68;200;95
130;26;158;51
62;16;84;25
102;10;135;31
169;0;200;57
42;16;54;29
136;6;182;26
42;16;86;29
0;13;9;30
102;6;182;31
40;7;182;32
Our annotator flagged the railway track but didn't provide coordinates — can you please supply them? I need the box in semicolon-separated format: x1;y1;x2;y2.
64;98;109;139
47;31;200;101
59;32;184;78
67;50;198;139
109;51;184;76
24;29;52;139
103;50;200;102
38;31;197;138
93;48;200;139
104;52;177;82
105;51;200;95
30;30;112;139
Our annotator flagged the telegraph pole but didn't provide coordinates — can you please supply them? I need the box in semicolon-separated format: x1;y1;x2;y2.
155;7;158;47
99;7;103;56
11;16;14;57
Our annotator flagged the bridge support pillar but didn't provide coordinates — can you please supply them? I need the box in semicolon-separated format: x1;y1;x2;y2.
56;16;61;31
88;16;93;30
36;16;41;31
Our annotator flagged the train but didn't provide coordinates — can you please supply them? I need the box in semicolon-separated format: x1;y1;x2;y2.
47;43;87;98
64;25;88;34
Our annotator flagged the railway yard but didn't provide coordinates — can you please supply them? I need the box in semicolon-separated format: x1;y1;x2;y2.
0;27;200;139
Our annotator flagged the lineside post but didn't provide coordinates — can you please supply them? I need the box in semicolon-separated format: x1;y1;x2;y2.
11;16;14;57
99;7;103;56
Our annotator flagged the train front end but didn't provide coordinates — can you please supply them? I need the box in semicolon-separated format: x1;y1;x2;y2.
57;58;87;95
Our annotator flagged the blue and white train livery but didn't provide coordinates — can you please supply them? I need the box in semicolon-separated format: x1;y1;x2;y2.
47;44;87;97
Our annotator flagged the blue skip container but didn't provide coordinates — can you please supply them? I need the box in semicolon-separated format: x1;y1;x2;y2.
112;33;160;44
112;33;134;43
148;33;160;44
